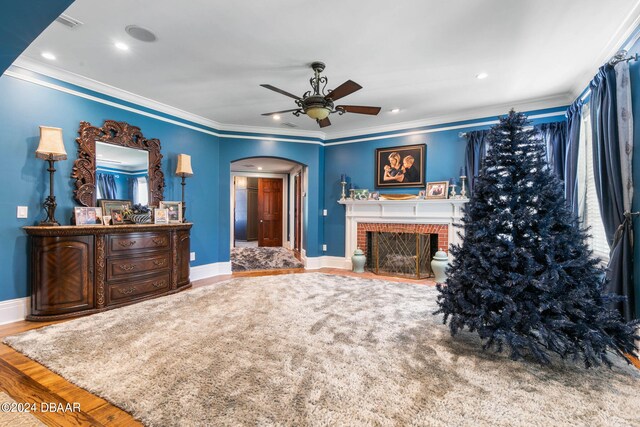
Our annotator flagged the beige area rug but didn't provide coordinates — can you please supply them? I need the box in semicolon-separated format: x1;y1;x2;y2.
4;273;640;427
0;392;45;427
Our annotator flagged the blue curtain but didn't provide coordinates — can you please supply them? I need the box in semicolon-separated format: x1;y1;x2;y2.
564;100;583;216
536;121;568;180
590;65;634;320
97;173;117;199
129;177;139;204
464;129;490;196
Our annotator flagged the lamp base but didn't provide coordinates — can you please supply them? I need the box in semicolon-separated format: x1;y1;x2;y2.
39;194;60;227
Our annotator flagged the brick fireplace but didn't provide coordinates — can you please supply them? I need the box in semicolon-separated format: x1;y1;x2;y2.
357;222;449;257
337;198;467;271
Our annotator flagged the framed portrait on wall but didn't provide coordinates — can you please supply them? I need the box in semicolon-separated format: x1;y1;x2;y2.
375;144;425;188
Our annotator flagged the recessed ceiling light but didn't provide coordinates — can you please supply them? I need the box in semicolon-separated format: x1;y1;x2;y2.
114;42;129;51
390;108;400;113
257;167;263;171
476;72;488;80
41;52;56;60
273;115;281;120
125;25;157;43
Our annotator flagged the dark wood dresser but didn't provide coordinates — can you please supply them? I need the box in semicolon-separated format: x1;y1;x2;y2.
24;223;192;321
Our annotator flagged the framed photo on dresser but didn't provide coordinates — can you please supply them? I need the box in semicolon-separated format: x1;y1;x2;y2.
154;208;169;224
159;201;182;223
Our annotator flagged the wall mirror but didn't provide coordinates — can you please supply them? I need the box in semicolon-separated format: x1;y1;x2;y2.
72;120;164;207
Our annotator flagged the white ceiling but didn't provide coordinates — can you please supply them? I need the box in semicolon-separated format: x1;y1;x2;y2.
16;0;640;137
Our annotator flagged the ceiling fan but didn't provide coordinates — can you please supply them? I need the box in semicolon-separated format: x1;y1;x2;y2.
260;61;381;128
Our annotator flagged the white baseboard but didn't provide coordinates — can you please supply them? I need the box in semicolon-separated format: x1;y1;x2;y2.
190;262;232;281
304;256;351;270
0;297;30;326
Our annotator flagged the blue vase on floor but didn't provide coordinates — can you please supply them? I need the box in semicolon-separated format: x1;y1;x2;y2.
431;250;449;283
351;248;366;273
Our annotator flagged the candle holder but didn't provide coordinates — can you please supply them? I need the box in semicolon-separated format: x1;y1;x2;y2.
449;184;457;199
460;176;467;198
340;181;347;201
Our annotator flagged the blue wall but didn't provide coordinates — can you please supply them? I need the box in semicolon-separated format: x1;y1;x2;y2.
322;108;568;257
0;70;330;302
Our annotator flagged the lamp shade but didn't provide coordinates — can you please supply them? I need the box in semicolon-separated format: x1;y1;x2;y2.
36;126;67;160
176;154;193;176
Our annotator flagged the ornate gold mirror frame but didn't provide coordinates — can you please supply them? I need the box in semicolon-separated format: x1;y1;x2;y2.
71;120;165;207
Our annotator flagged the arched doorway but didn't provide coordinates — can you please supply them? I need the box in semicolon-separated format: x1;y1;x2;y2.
230;157;306;255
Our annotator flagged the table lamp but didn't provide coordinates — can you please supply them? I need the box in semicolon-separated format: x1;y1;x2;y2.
176;154;193;222
36;126;67;226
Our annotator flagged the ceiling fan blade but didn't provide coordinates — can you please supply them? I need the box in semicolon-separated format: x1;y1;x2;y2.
325;80;362;101
337;105;382;115
318;117;331;128
261;109;301;116
260;84;301;100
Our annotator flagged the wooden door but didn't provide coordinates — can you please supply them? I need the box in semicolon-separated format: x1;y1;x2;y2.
258;178;283;247
294;173;302;252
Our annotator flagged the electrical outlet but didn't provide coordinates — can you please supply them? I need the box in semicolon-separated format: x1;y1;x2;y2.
17;206;28;218
322;244;327;252
322;209;328;216
190;252;196;261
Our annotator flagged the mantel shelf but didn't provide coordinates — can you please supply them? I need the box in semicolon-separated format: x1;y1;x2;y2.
338;198;469;205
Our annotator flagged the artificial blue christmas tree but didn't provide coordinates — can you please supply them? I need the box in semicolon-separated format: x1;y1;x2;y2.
435;110;638;367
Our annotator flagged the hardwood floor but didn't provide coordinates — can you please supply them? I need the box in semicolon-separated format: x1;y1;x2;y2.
0;268;636;426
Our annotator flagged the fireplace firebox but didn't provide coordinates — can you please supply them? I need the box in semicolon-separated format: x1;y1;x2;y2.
366;231;438;279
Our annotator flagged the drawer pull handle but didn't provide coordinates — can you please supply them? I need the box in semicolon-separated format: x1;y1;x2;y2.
118;287;136;295
153;260;166;267
152;281;166;289
119;264;136;271
118;240;136;248
153;238;167;246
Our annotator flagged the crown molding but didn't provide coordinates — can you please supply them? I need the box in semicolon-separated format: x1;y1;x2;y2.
569;0;640;99
11;56;326;140
325;94;573;142
9;56;571;145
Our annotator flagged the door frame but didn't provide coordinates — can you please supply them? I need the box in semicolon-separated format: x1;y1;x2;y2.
288;165;304;253
230;172;288;249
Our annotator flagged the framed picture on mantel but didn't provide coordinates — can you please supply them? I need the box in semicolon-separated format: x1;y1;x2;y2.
375;144;425;188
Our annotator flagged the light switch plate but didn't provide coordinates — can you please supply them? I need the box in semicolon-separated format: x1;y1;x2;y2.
322;244;327;252
322;209;328;216
17;206;28;218
190;252;196;261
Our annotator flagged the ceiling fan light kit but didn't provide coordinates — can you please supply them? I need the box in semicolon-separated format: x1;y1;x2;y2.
261;61;381;127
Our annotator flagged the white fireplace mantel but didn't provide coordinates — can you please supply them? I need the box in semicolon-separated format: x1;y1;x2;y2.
337;198;468;264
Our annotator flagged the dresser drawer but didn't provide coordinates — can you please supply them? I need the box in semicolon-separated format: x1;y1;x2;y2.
108;232;170;254
106;253;170;281
107;273;171;306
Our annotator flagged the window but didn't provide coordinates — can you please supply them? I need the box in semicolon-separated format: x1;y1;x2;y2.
136;176;149;205
577;103;609;261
